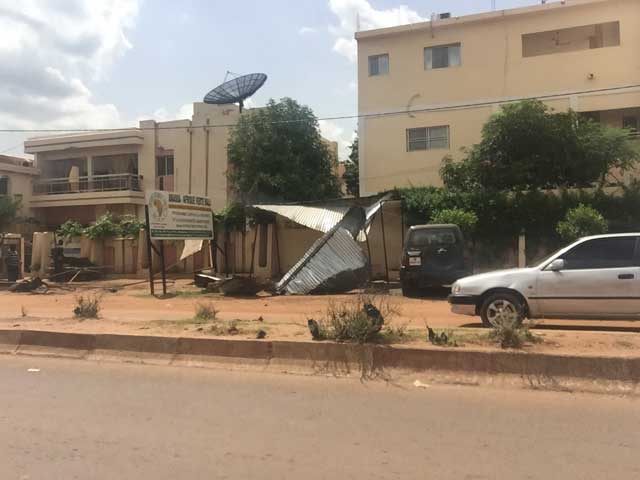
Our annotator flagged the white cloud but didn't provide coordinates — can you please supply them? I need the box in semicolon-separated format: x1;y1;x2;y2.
298;26;317;35
177;103;194;119
319;119;355;161
243;97;259;109
0;0;139;131
328;0;426;62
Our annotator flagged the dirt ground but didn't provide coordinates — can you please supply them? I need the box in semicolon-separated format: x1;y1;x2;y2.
1;278;639;357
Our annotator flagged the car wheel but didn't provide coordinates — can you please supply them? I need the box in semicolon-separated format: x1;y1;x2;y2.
480;292;525;328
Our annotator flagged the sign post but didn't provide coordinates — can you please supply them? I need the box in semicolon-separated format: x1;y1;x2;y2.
145;190;214;296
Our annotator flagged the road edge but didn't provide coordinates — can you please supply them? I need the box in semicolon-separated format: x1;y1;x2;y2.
1;329;639;394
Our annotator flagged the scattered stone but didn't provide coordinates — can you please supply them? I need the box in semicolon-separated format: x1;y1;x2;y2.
257;316;264;322
256;329;267;339
227;322;239;335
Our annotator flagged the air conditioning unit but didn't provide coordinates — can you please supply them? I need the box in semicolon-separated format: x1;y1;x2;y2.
438;12;451;19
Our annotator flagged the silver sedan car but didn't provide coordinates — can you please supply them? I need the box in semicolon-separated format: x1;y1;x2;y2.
448;233;640;327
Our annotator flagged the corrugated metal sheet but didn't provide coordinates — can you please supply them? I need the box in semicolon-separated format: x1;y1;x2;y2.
276;228;368;295
276;206;368;295
252;204;350;233
254;193;393;241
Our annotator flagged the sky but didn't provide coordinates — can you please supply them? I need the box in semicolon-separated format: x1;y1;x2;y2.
0;0;549;160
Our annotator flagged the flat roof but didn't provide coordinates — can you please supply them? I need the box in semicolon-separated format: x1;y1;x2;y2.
355;0;611;40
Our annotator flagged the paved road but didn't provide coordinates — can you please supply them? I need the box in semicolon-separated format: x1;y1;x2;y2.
1;357;639;479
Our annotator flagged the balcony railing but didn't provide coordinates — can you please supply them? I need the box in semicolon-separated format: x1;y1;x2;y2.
33;173;142;195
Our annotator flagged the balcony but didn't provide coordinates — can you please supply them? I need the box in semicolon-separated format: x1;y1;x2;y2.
31;173;145;209
33;173;142;195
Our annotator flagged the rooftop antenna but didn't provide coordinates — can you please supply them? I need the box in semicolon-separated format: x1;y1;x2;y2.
203;72;268;113
491;0;496;10
356;12;361;31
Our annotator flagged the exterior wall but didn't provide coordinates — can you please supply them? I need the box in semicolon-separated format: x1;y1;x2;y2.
356;0;640;195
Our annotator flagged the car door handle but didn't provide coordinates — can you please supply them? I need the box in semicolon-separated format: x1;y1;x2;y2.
618;274;635;280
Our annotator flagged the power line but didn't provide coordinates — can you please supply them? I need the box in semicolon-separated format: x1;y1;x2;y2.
0;83;638;134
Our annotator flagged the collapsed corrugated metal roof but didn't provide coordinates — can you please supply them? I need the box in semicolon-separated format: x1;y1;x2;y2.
253;204;350;233
254;193;393;242
275;207;369;295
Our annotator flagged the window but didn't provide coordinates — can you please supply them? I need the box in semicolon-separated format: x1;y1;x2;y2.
408;229;457;248
424;44;461;69
561;237;638;270
156;155;174;177
406;126;450;151
368;54;389;76
623;116;638;135
522;21;620;58
0;176;8;195
581;111;601;123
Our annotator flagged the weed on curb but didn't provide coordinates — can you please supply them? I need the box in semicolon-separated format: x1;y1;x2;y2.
73;294;102;319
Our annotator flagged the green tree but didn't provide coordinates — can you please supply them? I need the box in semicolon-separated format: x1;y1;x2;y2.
556;204;608;242
343;136;359;197
431;208;478;238
441;100;638;192
227;97;341;202
0;196;20;232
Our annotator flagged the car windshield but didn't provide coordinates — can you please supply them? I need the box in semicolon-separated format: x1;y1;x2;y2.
408;229;457;247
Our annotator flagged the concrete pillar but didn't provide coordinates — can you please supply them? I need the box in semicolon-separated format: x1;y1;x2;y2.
518;233;526;268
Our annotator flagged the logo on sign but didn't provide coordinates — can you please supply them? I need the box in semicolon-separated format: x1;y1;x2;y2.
148;192;169;221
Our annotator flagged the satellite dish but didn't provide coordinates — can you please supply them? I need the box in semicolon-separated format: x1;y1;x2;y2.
203;72;267;112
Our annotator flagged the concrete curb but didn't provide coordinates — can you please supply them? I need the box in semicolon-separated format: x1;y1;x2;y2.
1;329;639;384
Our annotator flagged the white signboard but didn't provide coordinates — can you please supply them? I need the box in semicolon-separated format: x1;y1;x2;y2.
146;191;213;240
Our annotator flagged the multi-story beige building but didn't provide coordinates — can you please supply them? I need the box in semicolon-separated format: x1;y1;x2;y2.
356;0;640;195
24;102;239;228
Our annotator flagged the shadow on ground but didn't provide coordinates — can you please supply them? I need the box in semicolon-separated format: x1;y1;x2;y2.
460;322;640;334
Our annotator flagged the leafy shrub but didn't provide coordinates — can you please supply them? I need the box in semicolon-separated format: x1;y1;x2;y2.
556;204;608;242
57;220;85;239
194;302;218;322
488;317;539;349
85;212;120;240
118;215;144;237
73;294;101;319
431;208;478;237
312;295;397;344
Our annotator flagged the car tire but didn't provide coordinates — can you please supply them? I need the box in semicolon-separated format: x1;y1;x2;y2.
401;282;420;298
480;292;525;328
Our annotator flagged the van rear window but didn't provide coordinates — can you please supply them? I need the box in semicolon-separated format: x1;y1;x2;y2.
408;230;456;247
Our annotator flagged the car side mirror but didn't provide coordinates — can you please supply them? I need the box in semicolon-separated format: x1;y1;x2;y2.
548;259;565;272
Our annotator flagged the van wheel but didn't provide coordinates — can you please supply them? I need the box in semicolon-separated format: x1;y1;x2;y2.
480;292;525;328
401;283;420;298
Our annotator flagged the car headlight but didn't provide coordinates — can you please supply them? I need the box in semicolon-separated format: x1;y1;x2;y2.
452;284;461;295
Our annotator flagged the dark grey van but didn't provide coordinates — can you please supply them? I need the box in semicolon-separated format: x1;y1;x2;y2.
400;224;471;296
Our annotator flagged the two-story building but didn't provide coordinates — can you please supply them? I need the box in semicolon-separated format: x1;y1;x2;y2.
356;0;640;195
24;102;239;229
